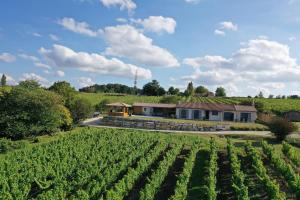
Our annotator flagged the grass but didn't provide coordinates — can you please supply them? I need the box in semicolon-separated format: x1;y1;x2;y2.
128;115;268;131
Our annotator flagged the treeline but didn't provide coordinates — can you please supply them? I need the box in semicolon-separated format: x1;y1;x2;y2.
79;83;141;94
0;79;93;140
78;79;226;97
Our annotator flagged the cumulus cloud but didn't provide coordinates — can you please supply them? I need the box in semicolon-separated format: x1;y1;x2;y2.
39;44;152;79
18;53;52;69
116;18;128;23
103;25;179;67
132;16;177;34
21;73;49;86
0;53;16;63
100;0;136;11
78;77;95;87
214;21;238;36
58;17;102;37
182;38;300;96
56;70;65;77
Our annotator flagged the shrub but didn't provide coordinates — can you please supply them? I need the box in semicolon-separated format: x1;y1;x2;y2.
95;99;111;113
159;95;181;104
0;138;29;153
0;86;69;139
69;98;93;123
268;117;297;141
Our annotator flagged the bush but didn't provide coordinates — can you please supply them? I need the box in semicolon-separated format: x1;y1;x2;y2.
268;117;297;141
95;99;111;113
69;98;93;123
0;86;70;139
0;138;29;153
159;95;181;104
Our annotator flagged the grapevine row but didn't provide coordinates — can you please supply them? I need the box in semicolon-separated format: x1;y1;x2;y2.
282;141;300;166
207;138;218;200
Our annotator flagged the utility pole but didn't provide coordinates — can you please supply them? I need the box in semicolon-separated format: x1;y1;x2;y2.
133;70;138;95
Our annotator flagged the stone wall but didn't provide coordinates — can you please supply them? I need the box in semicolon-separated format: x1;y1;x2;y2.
100;116;230;131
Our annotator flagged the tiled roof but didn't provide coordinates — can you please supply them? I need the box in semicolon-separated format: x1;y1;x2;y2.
133;103;176;108
176;102;256;112
106;102;132;107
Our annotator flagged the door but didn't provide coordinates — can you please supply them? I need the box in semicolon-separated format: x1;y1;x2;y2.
205;111;209;120
224;112;234;121
193;110;200;119
240;113;251;122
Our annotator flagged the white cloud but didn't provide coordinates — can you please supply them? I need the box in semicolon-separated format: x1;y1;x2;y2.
289;36;296;41
49;34;59;41
32;32;42;37
21;73;49;86
182;38;300;96
18;54;39;62
219;21;238;31
56;70;65;77
34;62;52;69
39;44;152;79
78;77;95;87
57;17;102;37
214;29;225;36
103;25;179;67
214;21;238;36
185;0;201;4
100;0;136;11
133;16;177;34
0;73;17;85
0;53;16;63
116;18;128;23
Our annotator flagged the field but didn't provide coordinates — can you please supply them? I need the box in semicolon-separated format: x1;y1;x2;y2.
78;92;300;114
1;127;300;200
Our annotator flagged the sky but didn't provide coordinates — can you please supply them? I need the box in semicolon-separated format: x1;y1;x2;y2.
1;0;300;96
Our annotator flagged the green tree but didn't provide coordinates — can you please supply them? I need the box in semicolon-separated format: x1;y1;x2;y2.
1;74;7;86
48;81;76;106
95;99;111;113
18;80;41;89
185;82;194;96
268;117;297;141
159;95;181;104
69;98;93;123
258;91;264;98
195;85;209;95
142;80;165;96
215;87;226;97
0;86;68;139
168;86;180;95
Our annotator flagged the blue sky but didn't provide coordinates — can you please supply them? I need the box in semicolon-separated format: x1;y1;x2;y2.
1;0;300;96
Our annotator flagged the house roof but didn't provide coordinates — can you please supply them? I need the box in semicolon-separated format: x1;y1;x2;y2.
106;102;132;107
133;103;176;108
176;102;257;112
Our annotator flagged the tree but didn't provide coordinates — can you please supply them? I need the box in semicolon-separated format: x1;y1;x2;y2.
142;80;165;96
95;99;111;113
268;117;297;141
258;91;264;98
185;82;194;96
0;86;69;139
49;81;76;106
239;99;264;113
1;74;7;86
18;80;41;89
195;85;209;95
159;95;181;104
215;87;226;97
268;94;274;99
69;98;93;123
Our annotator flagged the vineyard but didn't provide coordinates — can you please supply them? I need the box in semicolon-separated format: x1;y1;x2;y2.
78;92;300;114
1;127;300;199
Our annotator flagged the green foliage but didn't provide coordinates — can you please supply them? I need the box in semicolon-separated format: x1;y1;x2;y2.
79;83;140;94
69;98;93;122
0;138;29;153
215;87;226;97
262;141;300;198
227;139;249;200
185;82;194;96
195;85;209;95
206;138;218;200
268;117;297;141
159;95;181;104
95;99;111;113
168;86;180;95
48;81;76;106
0;85;12;97
142;80;165;96
239;99;264;113
18;80;41;89
1;74;7;86
245;142;286;200
282;141;300;166
0;86;68;139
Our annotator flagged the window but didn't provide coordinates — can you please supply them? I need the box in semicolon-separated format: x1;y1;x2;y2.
240;113;251;122
143;107;147;112
180;109;188;119
212;111;218;116
193;110;201;119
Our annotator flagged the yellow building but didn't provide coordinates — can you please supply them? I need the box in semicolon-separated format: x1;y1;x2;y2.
106;102;132;117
